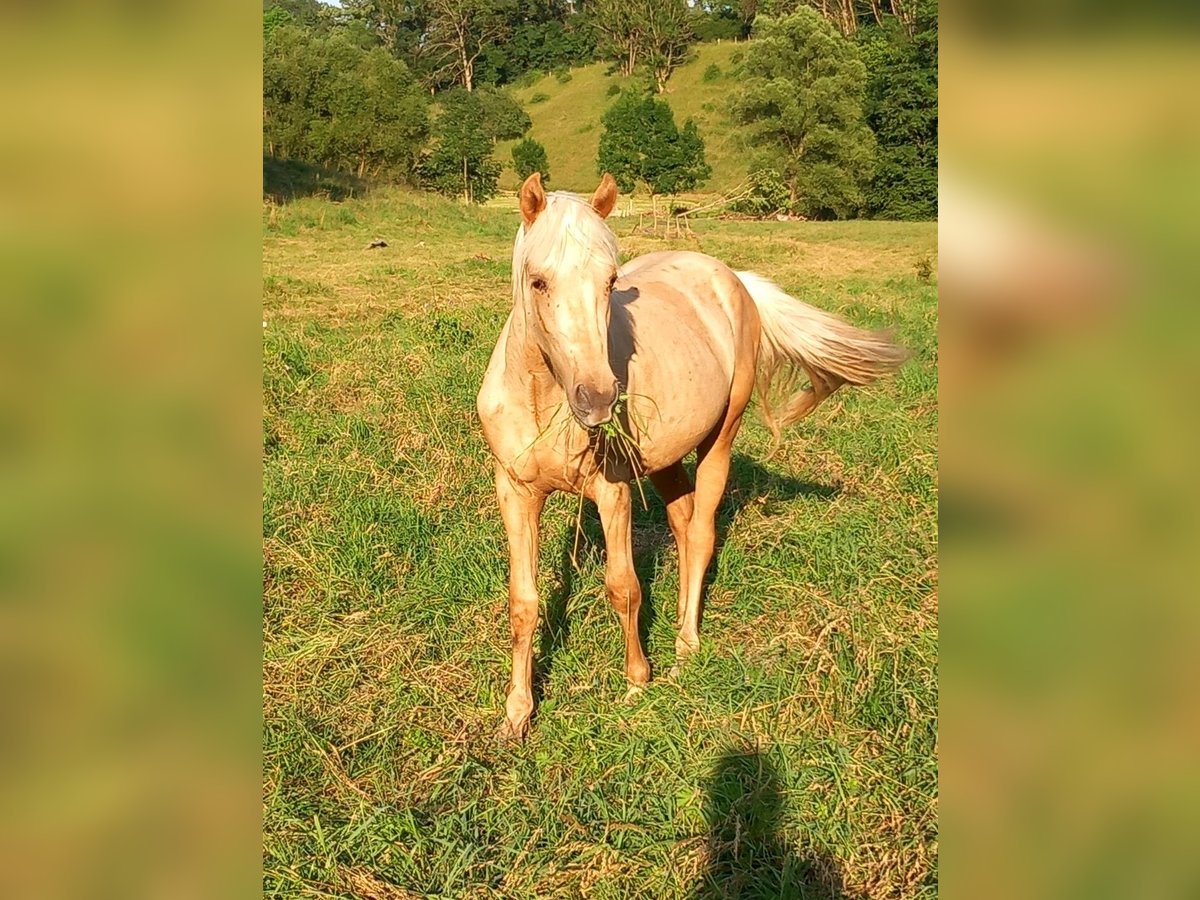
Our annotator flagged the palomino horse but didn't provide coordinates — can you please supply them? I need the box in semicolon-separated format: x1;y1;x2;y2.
477;173;906;739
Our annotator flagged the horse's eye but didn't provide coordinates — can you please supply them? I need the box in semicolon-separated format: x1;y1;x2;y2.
531;277;547;292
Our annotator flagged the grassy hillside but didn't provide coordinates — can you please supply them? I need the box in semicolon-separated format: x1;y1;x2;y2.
263;187;937;897
498;42;750;195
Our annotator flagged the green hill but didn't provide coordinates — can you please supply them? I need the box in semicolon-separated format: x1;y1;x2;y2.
497;42;750;196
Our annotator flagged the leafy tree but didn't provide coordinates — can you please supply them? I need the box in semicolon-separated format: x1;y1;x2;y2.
263;0;327;31
692;4;745;42
511;138;550;183
641;0;695;92
858;0;936;218
475;86;532;142
731;9;874;218
264;6;293;41
263;26;430;179
588;0;642;77
588;0;695;91
420;88;502;202
598;93;710;195
476;1;595;86
419;0;512;92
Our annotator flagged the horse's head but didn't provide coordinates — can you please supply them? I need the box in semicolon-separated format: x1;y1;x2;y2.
514;172;621;428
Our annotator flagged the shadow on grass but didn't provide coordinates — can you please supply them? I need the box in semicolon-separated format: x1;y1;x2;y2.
697;748;853;899
534;454;839;694
264;156;366;204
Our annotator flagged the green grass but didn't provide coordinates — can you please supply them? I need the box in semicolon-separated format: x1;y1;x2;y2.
498;42;750;194
263;187;938;898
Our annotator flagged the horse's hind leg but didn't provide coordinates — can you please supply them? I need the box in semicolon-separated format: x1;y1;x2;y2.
677;407;748;662
649;462;695;628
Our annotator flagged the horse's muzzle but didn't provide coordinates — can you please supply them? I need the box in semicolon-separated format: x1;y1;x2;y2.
572;381;618;428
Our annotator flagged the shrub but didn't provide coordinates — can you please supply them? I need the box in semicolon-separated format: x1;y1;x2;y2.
511;138;550;184
263;26;429;182
730;167;791;217
475;87;531;142
419;89;501;204
730;50;744;64
554;70;572;84
914;253;934;281
702;63;722;83
598;93;710;195
606;82;621;97
529;92;550;104
731;10;875;219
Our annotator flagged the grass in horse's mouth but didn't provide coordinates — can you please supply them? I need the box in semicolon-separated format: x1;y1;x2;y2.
595;392;649;510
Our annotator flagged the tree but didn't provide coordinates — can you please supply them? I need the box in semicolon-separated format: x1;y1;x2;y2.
641;0;694;92
264;6;293;42
511;138;550;183
588;0;695;90
731;9;874;218
478;1;595;86
597;93;710;195
692;4;745;42
263;0;327;31
263;26;430;179
420;88;502;202
588;0;642;77
419;0;512;92
858;0;936;218
757;0;919;38
475;86;531;142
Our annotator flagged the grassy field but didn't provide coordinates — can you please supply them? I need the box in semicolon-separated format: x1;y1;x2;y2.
497;42;749;194
262;188;938;898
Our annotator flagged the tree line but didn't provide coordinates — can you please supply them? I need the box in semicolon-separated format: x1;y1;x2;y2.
263;0;936;219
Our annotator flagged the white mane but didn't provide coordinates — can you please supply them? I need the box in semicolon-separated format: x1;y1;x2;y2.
512;192;619;305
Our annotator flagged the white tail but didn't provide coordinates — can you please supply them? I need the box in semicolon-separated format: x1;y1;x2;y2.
737;271;908;444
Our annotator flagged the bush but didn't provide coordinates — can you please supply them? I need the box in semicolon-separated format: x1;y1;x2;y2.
732;10;875;219
598;93;711;195
529;92;550;104
419;89;501;204
702;63;722;83
730;167;791;217
914;253;933;281
730;50;744;65
606;82;621;97
474;86;531;142
859;0;938;219
263;26;429;181
554;70;572;83
511;138;550;183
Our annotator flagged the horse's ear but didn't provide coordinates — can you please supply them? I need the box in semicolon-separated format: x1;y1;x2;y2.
519;172;547;226
591;173;618;219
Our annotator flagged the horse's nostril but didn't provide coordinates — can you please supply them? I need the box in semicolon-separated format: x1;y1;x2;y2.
574;384;591;408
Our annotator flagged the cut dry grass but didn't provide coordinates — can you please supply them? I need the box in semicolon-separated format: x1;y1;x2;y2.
263;187;937;898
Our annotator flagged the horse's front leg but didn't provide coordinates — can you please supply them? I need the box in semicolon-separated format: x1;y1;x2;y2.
495;465;547;741
594;478;651;689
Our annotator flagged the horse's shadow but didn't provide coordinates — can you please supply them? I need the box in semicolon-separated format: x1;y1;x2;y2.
695;747;855;899
534;454;840;693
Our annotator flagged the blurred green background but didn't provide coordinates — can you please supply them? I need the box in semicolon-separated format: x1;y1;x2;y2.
2;0;1200;897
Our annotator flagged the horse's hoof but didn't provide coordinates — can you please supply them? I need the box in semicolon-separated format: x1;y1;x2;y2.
674;637;700;661
496;717;529;743
622;684;645;704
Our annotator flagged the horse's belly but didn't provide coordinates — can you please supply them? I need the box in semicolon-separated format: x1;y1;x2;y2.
624;329;733;473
